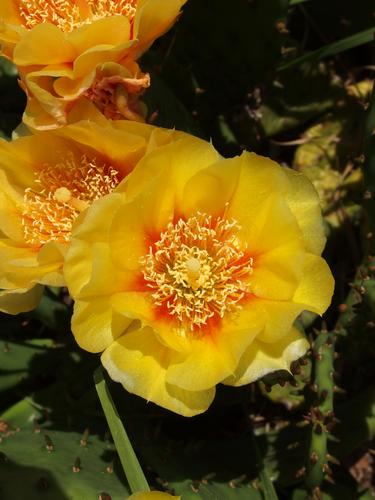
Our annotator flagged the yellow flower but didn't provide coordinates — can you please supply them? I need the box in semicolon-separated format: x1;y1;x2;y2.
64;138;334;417
0;116;189;314
0;0;186;128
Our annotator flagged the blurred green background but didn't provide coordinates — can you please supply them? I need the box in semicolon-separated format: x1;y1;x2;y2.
1;0;375;498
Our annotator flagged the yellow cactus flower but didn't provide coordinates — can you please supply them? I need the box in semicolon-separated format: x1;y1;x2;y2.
64;138;334;417
0;116;189;314
0;0;186;128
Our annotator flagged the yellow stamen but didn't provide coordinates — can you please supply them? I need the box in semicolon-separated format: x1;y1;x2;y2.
17;0;138;32
22;153;119;246
141;214;254;332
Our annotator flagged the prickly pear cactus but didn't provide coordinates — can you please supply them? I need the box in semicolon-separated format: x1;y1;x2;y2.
0;424;130;500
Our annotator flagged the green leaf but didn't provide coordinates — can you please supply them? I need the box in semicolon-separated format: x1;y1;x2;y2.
94;366;149;494
279;27;375;71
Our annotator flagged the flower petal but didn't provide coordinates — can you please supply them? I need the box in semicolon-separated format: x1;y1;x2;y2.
0;0;22;25
65;193;125;297
251;241;305;301
284;167;326;255
102;326;215;417
132;0;187;58
293;253;334;315
254;299;305;343
68;17;131;56
0;285;43;314
72;298;132;353
224;327;309;387
166;306;262;391
14;24;76;65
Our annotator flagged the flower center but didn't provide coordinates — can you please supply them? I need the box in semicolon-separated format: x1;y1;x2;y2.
22;153;119;246
141;214;253;331
17;0;137;32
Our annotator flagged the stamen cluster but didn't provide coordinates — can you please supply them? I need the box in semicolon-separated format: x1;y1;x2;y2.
18;0;137;32
141;214;253;331
22;153;119;246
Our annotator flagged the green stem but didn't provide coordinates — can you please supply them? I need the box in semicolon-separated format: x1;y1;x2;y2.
305;331;336;492
94;366;150;494
248;419;279;500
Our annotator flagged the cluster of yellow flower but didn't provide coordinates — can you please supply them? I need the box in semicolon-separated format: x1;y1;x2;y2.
0;0;334;417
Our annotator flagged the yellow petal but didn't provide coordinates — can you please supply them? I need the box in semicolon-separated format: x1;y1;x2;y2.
111;292;191;353
0;0;22;25
0;241;64;289
284;167;326;255
224;327;309;387
109;198;151;272
102;326;215;417
293;253;334;315
166;306;262;391
124;136;220;201
0;170;25;241
133;0;187;58
234;191;302;255
181;156;240;217
226;152;289;235
254;299;305;343
36;241;66;286
14;24;76;65
71;298;132;353
0;285;43;314
68;16;131;56
55;121;148;177
251;241;305;301
65;193;127;298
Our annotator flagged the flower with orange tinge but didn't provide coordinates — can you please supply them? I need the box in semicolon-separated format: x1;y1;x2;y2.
64;138;334;417
0;115;189;314
0;0;186;128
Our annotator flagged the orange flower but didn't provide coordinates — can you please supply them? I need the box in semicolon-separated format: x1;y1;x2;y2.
0;116;189;314
0;0;186;128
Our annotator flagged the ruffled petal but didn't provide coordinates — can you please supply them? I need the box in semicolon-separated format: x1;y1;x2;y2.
102;326;215;417
132;0;187;57
224;327;309;387
166;305;262;391
14;24;76;65
284;167;326;255
293;253;334;315
0;285;43;314
251;241;305;301
65;193;125;297
71;298;132;353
